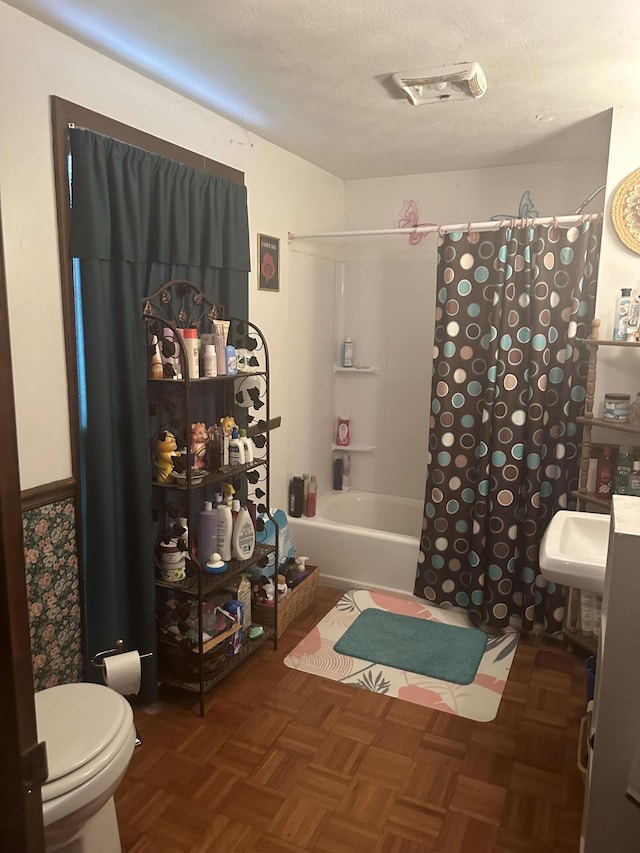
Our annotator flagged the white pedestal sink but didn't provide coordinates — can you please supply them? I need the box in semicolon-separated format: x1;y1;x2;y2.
539;510;610;593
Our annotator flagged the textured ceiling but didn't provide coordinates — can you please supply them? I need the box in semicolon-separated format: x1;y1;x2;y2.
5;0;636;179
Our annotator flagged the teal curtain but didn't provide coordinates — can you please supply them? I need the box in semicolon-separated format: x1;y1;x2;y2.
415;220;600;633
69;129;250;699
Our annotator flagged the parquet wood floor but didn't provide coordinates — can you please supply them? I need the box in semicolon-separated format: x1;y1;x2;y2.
116;585;586;852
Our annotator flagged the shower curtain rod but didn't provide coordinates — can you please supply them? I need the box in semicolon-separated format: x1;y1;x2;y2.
288;212;602;241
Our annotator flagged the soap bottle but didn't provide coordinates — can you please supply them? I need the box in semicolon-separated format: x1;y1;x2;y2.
342;454;351;491
232;505;256;560
291;555;310;587
306;474;317;517
613;445;633;494
289;476;304;517
196;501;218;566
595;446;614;496
630;460;640;496
238;428;254;463
217;501;233;561
613;288;633;341
229;427;246;466
341;336;354;368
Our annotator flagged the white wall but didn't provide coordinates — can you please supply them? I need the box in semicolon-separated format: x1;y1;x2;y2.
325;158;610;501
0;3;344;508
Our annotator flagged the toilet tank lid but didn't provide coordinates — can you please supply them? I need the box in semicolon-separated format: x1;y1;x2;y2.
35;683;129;783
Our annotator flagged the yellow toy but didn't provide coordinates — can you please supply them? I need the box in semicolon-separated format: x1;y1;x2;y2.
219;415;237;437
154;430;180;483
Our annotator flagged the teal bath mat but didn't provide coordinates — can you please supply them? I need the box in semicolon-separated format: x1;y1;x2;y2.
333;608;488;685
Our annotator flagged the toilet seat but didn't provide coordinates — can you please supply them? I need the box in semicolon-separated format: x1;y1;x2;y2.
35;683;133;803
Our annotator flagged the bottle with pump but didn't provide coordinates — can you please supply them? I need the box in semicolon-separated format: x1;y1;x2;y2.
613;288;633;341
232;505;256;560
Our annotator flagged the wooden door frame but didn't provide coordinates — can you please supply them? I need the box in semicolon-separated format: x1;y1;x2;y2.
0;210;44;848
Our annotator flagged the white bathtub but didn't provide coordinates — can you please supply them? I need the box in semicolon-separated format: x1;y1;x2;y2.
287;489;423;595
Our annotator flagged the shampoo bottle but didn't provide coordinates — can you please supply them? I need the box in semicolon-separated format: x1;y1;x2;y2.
341;336;354;368
342;454;351;491
289;476;304;517
306;474;317;517
595;446;614;496
232;505;256;560
196;501;218;566
238;428;254;463
217;502;233;561
613;288;633;341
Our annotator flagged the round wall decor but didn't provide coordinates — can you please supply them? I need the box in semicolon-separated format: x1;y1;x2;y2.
611;168;640;255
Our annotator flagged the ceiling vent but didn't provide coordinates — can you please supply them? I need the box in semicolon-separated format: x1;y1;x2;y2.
392;62;487;105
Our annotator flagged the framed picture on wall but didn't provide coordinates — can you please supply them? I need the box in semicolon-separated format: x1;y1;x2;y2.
258;233;280;291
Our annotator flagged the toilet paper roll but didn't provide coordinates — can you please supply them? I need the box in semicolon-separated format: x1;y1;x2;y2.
103;651;141;696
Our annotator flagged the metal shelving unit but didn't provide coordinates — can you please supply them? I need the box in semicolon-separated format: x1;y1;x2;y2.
143;280;278;715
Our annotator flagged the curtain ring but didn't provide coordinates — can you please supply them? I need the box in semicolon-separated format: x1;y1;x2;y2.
467;221;473;235
437;224;445;238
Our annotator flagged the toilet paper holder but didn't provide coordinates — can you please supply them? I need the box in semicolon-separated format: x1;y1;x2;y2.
90;638;153;670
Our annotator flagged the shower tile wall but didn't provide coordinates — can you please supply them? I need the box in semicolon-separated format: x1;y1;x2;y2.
23;497;83;689
333;243;436;500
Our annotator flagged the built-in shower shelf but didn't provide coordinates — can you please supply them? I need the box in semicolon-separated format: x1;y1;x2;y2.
333;366;379;373
331;443;376;452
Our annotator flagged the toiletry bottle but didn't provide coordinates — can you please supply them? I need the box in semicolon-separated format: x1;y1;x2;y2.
291;555;310;587
595;446;614;496
177;328;200;378
231;498;241;526
229;427;246;466
333;457;343;490
306;474;317;517
196;501;218;566
217;501;233;561
613;445;633;494
149;334;164;379
225;344;238;375
289;476;304;517
206;424;221;471
232;505;256;560
238;428;255;463
341;336;354;368
630;461;640;496
613;288;633;341
203;344;217;377
204;552;227;574
302;473;310;509
336;416;350;446
342;454;351;491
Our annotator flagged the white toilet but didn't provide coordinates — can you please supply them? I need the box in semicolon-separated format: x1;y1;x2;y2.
35;682;137;853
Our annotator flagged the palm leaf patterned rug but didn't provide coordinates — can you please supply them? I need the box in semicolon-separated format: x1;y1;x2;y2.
284;588;518;722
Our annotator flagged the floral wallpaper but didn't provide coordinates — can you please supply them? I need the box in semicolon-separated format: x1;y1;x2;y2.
23;498;83;690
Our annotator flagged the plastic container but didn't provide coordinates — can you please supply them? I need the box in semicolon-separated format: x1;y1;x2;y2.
177;328;200;378
603;393;630;422
305;475;317;517
613;288;632;341
196;501;218;567
336;416;350;446
342;454;351;491
595;446;614;496
341;336;354;368
289;476;304;517
203;344;217;377
232;506;255;561
613;445;633;495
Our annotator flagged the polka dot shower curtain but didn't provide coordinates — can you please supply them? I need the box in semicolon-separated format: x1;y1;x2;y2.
414;219;601;634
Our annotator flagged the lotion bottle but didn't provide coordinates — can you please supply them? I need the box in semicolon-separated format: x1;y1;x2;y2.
232;505;256;560
217;501;233;561
238;428;254;463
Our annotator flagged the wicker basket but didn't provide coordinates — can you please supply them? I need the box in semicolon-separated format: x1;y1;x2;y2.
252;564;319;638
158;620;239;683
